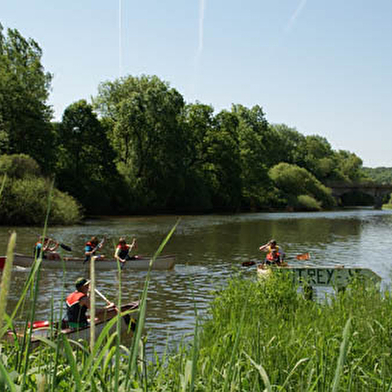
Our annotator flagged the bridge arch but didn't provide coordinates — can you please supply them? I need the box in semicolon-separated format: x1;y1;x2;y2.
328;183;392;209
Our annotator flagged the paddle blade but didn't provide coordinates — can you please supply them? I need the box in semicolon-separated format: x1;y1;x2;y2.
28;320;50;329
0;257;5;270
296;252;310;260
60;243;72;252
242;261;256;267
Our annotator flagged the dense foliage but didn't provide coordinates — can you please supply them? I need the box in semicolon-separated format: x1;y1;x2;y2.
0;22;377;220
0;154;81;225
0;23;55;172
363;166;392;184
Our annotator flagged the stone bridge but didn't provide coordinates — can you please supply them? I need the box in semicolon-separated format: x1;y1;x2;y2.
328;183;392;208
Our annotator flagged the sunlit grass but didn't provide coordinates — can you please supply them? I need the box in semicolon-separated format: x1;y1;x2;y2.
0;181;391;391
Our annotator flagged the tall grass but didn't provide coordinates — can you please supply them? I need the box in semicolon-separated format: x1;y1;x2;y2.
149;271;391;391
0;189;391;391
1;255;391;390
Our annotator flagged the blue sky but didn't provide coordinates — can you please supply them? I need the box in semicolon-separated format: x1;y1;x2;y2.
1;0;391;167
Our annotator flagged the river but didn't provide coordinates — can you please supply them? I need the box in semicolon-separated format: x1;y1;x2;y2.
1;209;392;353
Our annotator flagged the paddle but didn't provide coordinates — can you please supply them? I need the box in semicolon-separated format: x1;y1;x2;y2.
241;252;310;267
296;252;310;260
59;243;72;252
94;289;116;311
32;234;72;252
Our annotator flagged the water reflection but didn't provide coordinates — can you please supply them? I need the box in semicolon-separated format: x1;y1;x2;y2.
2;209;392;353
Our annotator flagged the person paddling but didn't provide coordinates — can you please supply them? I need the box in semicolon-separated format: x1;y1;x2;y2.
65;278;114;330
34;236;60;260
259;239;285;266
84;236;105;262
114;237;137;266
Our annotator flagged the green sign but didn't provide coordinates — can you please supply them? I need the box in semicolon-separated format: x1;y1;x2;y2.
283;267;381;287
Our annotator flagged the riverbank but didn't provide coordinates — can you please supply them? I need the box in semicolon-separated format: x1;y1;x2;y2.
1;270;390;390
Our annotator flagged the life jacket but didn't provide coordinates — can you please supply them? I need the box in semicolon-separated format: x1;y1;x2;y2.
117;244;130;259
66;291;88;324
266;246;281;262
34;242;45;258
85;241;99;254
85;241;93;250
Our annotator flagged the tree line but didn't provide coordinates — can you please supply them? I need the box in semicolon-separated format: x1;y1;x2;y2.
0;23;374;224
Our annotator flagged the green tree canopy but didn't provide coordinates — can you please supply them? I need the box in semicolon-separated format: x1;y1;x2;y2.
0;23;54;170
232;105;276;208
56;100;120;213
94;75;189;211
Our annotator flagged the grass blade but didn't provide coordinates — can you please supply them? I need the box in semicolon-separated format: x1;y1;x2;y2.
0;232;16;338
332;317;352;392
0;357;17;392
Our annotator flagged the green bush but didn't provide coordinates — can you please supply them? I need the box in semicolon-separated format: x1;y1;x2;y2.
0;153;41;179
0;175;82;225
296;194;322;211
269;162;335;208
0;154;82;225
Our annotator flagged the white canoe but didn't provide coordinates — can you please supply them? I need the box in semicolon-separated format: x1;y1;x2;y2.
5;302;139;349
8;253;176;271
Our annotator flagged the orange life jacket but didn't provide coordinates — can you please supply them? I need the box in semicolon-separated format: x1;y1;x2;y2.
266;245;281;261
66;291;86;307
66;291;88;324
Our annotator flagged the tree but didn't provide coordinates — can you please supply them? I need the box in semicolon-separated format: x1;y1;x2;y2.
56;100;120;213
269;124;306;165
94;75;189;211
204;110;242;210
334;150;365;183
179;103;216;211
0;23;55;170
232;105;276;209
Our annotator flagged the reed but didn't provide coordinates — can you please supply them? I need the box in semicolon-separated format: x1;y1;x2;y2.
0;174;6;199
1;210;391;390
0;232;16;336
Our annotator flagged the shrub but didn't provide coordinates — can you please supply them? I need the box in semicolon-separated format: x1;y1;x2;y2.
0;176;82;225
296;194;322;211
0;153;41;179
269;162;335;208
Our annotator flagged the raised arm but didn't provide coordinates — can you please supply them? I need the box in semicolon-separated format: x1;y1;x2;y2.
259;242;271;252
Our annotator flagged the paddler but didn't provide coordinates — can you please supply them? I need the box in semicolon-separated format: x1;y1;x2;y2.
259;239;285;266
34;236;60;260
65;278;114;330
84;236;105;262
114;237;137;266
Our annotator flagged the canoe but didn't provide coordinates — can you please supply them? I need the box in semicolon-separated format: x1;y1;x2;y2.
4;301;139;349
3;253;176;271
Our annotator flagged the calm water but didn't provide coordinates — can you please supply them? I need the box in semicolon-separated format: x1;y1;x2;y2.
1;209;392;352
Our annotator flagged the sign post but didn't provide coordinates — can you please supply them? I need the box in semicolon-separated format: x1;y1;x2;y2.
280;267;381;288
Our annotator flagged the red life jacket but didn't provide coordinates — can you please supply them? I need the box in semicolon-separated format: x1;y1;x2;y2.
66;291;88;325
117;244;130;259
66;291;86;307
117;244;130;251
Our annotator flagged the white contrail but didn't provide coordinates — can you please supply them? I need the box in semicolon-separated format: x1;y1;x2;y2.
197;0;206;56
119;0;122;77
192;0;206;98
285;0;307;32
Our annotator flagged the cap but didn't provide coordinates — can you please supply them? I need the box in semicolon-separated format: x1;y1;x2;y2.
75;277;90;289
